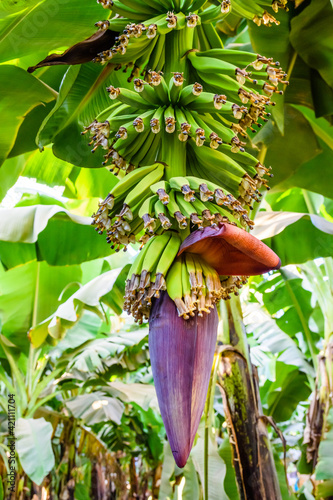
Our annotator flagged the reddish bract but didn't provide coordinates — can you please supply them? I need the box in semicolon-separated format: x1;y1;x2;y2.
178;223;281;276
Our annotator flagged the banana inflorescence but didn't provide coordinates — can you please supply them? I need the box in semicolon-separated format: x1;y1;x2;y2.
89;0;286;323
93;0;288;73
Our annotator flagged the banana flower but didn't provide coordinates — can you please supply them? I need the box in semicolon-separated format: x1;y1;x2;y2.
149;223;280;467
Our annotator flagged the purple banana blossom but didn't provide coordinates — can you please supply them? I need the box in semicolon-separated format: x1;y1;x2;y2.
149;291;218;468
149;225;280;468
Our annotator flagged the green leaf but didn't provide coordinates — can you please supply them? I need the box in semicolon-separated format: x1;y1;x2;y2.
293;105;333;150
106;382;158;412
253;105;321;188
21;147;73;187
218;438;240;500
276;138;333;199
261;362;311;422
0;65;54;165
273;449;296;500
63;165;118;199
37;63;116;168
29;267;125;346
65;391;124;425
0;261;81;349
182;457;200;500
290;0;333;88
16;417;55;485
0;204;112;268
0;0;109;63
253;211;333;265
0;155;25;202
8;101;55;159
62;327;148;373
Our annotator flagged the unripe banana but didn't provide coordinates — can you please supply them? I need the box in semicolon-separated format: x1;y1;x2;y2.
155;232;181;276
142;232;172;272
124;163;164;207
138;194;158;218
178;83;204;106
111;163;161;199
116;88;157;110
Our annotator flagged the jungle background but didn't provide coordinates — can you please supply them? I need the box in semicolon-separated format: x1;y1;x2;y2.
1;0;333;498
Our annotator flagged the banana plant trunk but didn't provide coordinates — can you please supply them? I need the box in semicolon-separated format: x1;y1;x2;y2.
218;296;282;500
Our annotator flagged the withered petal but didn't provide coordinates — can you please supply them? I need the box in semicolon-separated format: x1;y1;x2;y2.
178;223;281;276
27;29;118;73
149;291;218;468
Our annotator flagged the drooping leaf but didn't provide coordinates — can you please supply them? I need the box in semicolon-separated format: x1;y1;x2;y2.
16;417;55;485
28;29;118;72
65;391;124;425
0;203;113;268
29;267;126;346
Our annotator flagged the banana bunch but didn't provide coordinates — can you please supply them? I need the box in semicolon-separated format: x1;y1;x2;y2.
92;0;287;77
86;58;280;204
166;254;248;319
91;163;165;250
124;231;181;323
124;232;247;323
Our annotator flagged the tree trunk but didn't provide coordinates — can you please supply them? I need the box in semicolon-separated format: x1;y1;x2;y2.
218;296;282;500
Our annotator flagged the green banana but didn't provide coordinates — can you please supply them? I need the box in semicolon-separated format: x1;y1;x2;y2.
142;232;172;272
130;130;156;166
110;163;161;199
178;83;203;106
124;163;164;206
138;194;158;218
141;133;161;165
187;92;233;114
133;79;162;105
116;88;158;110
155;232;181;276
168;74;184;104
201;22;224;49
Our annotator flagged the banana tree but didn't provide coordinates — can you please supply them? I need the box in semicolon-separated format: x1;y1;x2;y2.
1;0;333;498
